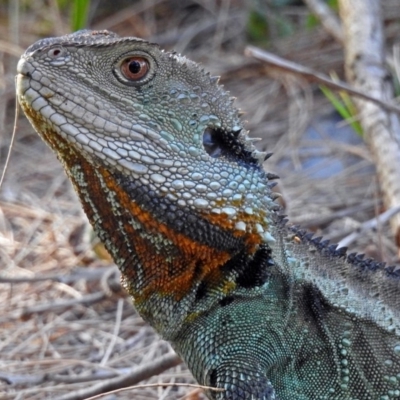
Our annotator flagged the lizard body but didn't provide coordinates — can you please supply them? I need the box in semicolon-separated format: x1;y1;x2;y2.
16;30;400;399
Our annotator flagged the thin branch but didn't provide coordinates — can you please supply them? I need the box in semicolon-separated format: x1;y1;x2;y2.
85;382;223;400
0;95;18;189
57;353;182;400
2;291;107;321
0;266;118;284
294;199;377;228
0;368;122;386
338;206;400;248
244;46;400;115
100;298;124;366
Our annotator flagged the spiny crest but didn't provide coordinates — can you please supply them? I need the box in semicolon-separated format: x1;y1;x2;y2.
25;30;159;57
290;225;400;277
75;30;159;49
290;227;341;256
210;76;220;84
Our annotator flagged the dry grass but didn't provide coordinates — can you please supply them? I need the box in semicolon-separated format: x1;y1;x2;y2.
1;1;399;399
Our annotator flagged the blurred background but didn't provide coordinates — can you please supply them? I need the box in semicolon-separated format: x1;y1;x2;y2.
1;1;400;399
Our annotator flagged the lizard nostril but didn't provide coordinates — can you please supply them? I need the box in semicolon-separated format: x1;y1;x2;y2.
47;46;64;58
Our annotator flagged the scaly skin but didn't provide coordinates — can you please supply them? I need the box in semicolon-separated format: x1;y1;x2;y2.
17;30;400;399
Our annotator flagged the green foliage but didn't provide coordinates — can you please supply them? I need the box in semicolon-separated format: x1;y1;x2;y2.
57;0;90;31
305;13;319;30
71;0;90;31
319;84;363;136
306;0;338;30
246;6;294;45
274;14;294;37
247;9;269;45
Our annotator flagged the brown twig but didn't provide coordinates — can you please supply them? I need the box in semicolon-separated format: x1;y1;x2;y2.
57;353;182;400
245;46;400;115
293;200;377;228
3;291;107;322
0;367;121;386
0;266;118;284
85;382;223;400
338;206;400;248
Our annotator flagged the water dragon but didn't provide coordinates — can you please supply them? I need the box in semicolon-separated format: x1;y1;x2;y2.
16;30;400;399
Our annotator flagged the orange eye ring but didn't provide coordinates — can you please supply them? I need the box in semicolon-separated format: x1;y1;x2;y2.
120;57;150;81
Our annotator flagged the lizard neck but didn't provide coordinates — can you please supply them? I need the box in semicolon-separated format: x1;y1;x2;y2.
42;131;273;338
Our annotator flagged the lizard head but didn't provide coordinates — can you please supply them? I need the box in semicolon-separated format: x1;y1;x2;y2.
17;29;278;243
17;30;278;312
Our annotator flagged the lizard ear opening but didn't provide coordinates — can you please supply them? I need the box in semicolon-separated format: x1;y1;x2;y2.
202;127;227;158
202;126;261;168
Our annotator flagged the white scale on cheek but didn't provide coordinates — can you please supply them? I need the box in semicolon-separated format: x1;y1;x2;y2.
104;121;119;134
150;174;166;184
116;147;128;158
76;133;90;145
102;147;122;161
31;96;49;111
171;180;184;190
50;113;67;126
22;88;39;104
89;140;102;153
193;198;209;209
61;123;80;137
156;159;174;168
40;105;56;119
119;159;149;175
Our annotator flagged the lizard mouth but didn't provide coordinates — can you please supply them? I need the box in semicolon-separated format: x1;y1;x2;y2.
16;53;37;81
16;59;32;97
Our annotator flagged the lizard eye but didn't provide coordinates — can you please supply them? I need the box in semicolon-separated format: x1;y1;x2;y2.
120;57;149;81
114;53;155;86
